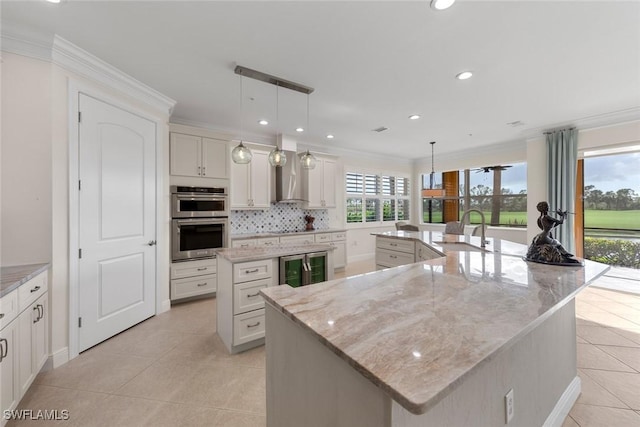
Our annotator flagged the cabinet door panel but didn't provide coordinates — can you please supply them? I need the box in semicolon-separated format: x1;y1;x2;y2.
306;163;323;208
231;162;251;208
17;303;36;397
0;320;18;416
170;133;201;177
32;294;48;375
202;138;228;178
331;241;347;269
250;150;271;208
322;159;337;208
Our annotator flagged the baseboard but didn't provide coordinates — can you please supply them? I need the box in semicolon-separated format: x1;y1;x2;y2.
160;298;171;314
51;346;70;369
347;253;375;263
543;376;581;427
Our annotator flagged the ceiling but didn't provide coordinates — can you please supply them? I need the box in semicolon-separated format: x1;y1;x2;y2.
3;1;640;160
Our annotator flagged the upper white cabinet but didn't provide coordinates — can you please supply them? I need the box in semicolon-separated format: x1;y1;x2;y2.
170;132;228;179
231;148;271;209
303;156;337;208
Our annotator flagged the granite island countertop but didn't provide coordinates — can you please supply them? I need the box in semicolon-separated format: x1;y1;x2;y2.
1;263;50;298
216;242;335;263
260;232;609;415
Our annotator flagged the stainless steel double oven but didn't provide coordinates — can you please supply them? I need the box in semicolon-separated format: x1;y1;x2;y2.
171;186;228;262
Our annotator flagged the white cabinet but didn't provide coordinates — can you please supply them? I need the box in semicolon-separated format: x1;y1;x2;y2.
231;237;279;249
303;156;337;208
170;132;228;179
170;258;217;301
329;232;347;270
230;148;271;209
1;270;49;425
417;242;442;261
217;257;279;354
0;318;18;423
18;293;47;398
375;237;415;269
279;234;315;245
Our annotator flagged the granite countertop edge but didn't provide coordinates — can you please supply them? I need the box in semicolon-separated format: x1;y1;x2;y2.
230;228;347;240
1;263;50;297
217;243;336;263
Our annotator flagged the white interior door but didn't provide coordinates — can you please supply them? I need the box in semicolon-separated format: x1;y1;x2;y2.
78;94;156;352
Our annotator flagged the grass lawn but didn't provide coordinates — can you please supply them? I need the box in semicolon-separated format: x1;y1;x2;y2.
584;210;640;230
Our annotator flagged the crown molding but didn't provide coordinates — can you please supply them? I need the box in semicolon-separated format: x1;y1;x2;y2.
521;107;640;139
1;25;176;116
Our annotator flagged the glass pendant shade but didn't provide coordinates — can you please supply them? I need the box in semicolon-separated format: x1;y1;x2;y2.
232;141;252;164
300;150;317;170
268;147;287;167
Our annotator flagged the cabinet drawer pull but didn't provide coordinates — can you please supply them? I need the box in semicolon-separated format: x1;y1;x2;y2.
0;338;8;361
196;282;207;287
246;292;261;298
246;321;261;328
31;285;41;293
390;255;397;259
245;268;259;274
389;243;398;247
0;313;4;320
196;267;208;271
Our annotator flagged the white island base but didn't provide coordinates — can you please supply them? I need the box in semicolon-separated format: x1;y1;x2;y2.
265;300;580;427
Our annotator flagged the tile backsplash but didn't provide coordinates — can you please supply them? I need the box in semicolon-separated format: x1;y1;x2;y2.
230;203;329;234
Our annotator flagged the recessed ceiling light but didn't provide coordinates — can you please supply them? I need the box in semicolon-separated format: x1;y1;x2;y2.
430;0;455;11
296;127;304;132
326;134;334;139
258;120;268;125
46;0;61;3
456;71;473;80
409;115;421;120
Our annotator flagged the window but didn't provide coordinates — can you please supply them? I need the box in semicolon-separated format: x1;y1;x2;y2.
346;171;410;225
422;162;527;227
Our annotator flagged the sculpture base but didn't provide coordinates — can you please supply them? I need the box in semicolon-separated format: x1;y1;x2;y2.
525;242;583;266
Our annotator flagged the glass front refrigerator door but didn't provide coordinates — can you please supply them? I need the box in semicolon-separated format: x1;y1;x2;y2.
307;252;327;284
281;255;305;288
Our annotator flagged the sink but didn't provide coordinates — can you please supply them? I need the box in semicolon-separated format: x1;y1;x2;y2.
432;242;487;252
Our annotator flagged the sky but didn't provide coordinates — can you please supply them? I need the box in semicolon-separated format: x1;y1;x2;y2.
584;152;640;194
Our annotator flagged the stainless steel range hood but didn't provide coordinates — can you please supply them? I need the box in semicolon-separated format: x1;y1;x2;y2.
275;135;308;203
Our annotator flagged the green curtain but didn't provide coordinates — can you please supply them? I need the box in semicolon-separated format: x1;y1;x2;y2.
546;128;578;254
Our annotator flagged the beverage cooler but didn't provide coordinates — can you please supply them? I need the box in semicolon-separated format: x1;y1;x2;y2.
280;252;328;287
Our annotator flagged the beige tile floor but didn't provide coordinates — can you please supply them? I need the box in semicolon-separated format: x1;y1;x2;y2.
9;260;640;427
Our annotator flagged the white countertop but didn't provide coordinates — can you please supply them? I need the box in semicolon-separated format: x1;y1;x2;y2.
261;232;609;415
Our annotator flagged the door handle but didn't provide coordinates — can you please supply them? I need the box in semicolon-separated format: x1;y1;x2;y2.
37;304;44;321
147;240;157;246
33;306;39;323
0;313;4;320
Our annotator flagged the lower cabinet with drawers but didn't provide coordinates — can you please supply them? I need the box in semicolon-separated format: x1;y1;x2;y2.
375;236;443;270
216;257;279;353
170;258;217;302
1;269;49;426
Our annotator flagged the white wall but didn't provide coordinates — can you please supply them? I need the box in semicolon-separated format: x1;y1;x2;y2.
1;54;52;265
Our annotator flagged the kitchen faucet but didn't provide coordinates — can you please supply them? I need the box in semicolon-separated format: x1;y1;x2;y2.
460;209;488;248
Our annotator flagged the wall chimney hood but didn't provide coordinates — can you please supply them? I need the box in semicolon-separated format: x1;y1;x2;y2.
275;135;308;203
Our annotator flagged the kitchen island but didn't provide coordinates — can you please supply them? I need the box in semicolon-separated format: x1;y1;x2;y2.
260;232;609;427
216;243;334;354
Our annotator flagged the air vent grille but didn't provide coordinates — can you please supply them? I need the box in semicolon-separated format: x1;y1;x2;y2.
373;126;389;133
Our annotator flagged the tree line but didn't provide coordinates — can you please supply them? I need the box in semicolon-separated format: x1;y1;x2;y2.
584;185;640;210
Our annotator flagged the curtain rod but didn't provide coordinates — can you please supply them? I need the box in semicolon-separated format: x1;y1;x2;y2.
543;127;576;135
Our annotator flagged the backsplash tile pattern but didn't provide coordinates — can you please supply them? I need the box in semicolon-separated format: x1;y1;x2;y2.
230;203;329;234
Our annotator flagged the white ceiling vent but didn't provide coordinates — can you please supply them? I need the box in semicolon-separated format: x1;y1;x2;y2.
507;121;524;127
373;126;389;133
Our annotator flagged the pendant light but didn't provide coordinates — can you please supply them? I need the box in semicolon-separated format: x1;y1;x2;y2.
300;94;317;170
232;75;252;164
268;85;287;167
421;141;446;198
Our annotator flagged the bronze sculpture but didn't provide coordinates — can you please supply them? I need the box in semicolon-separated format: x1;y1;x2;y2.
525;201;582;265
